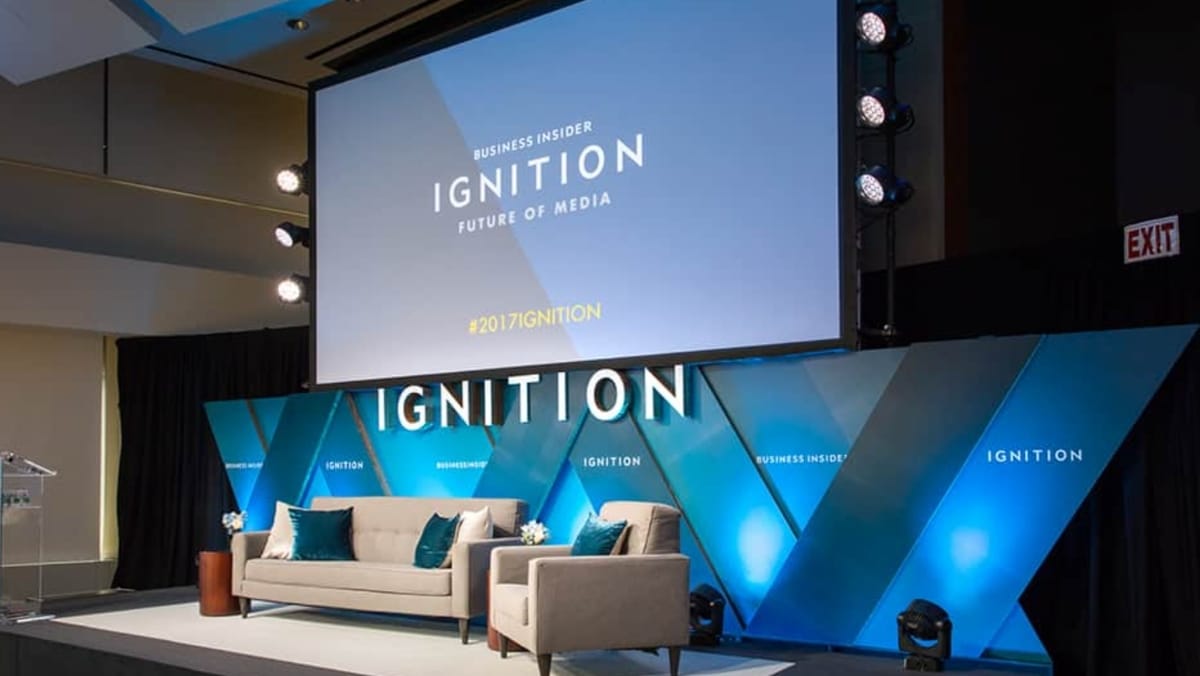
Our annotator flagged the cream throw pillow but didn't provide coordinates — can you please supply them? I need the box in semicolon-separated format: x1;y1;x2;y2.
261;501;297;559
455;505;493;544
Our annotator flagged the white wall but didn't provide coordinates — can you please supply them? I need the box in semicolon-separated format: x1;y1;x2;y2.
0;325;103;565
0;54;311;593
0;242;307;336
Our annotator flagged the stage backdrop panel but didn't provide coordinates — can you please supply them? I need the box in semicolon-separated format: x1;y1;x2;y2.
206;325;1197;663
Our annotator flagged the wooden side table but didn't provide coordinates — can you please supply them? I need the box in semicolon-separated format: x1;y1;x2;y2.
198;550;240;616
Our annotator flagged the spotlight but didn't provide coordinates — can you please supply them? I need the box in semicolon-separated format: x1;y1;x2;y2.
897;599;952;672
277;274;309;304
275;162;308;195
274;222;310;248
856;3;911;51
857;87;912;130
856;165;912;207
688;584;726;647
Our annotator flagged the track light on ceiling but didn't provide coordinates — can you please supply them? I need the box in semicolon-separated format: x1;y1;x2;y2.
277;274;309;304
274;222;310;249
275;162;308;195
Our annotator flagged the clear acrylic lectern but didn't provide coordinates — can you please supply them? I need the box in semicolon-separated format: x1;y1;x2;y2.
1;451;57;623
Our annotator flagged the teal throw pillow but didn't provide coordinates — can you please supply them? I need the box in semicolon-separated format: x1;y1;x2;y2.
571;515;628;556
414;513;460;569
289;507;354;561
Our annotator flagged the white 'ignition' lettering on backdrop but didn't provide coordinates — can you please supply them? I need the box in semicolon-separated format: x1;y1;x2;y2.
375;365;687;431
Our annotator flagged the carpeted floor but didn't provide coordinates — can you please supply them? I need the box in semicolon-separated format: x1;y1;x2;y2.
55;602;790;676
0;590;1047;676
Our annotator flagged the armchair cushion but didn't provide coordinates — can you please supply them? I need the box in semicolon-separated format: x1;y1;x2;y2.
570;515;628;556
492;583;529;626
599;501;681;554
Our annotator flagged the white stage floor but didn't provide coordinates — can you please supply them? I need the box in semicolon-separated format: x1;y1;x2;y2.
56;602;793;676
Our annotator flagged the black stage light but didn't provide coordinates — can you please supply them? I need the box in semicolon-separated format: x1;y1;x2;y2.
275;162;308;195
274;221;310;248
857;86;912;130
897;599;952;672
688;584;726;646
277;274;309;304
856;165;913;207
856;2;911;51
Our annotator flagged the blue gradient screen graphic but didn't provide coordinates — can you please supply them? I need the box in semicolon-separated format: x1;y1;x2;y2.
314;0;842;385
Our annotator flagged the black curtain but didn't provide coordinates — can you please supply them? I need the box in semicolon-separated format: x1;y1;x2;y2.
112;327;307;590
862;216;1200;676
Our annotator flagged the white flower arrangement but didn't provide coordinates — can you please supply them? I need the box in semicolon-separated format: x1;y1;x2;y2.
221;511;246;537
519;520;550;546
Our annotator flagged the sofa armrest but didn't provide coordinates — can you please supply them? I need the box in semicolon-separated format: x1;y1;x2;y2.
527;554;690;654
449;537;522;618
490;545;571;585
231;530;270;596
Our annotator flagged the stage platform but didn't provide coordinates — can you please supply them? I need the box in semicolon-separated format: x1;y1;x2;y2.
0;588;1050;676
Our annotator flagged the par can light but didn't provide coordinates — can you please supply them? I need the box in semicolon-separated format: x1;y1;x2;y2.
856;3;911;51
274;221;310;248
275;162;308;195
857;86;912;130
277;274;309;304
856;165;913;207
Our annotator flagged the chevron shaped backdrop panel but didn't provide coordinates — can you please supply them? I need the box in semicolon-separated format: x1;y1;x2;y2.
206;326;1196;663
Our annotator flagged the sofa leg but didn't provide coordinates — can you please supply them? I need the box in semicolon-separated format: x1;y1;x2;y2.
668;646;681;676
537;653;551;676
238;597;250;618
458;618;469;644
498;634;509;658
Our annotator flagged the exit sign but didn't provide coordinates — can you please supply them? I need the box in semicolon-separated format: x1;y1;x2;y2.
1124;215;1180;264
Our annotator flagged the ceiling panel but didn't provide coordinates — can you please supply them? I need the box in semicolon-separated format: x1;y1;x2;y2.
0;0;154;84
151;0;449;87
141;0;292;35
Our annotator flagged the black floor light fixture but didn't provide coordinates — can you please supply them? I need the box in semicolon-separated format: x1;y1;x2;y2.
688;584;726;646
897;599;952;672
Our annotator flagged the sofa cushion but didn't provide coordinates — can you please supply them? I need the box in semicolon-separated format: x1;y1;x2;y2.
414;513;460;569
244;559;451;596
311;496;527;545
289;507;354;561
492;583;529;626
261;501;297;559
455;505;493;543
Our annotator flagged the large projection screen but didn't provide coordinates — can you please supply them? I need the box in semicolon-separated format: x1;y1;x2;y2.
313;0;850;387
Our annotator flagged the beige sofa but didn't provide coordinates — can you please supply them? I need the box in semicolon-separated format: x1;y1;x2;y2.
490;501;690;676
232;496;526;643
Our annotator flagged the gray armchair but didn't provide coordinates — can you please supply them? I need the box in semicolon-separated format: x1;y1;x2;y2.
490;501;690;676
